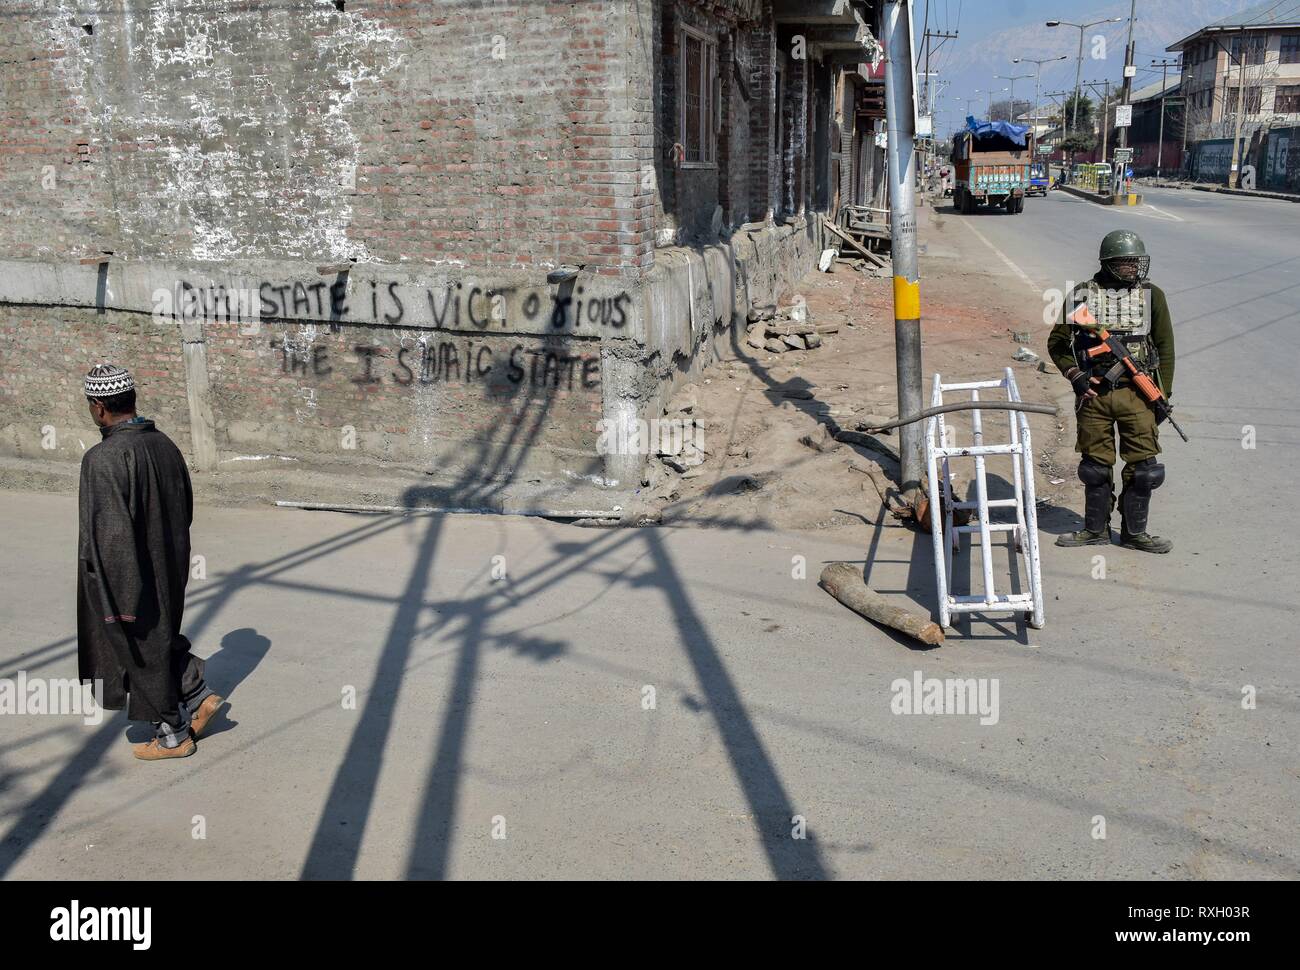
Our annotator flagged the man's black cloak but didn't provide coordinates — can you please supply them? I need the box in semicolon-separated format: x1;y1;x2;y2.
77;419;194;722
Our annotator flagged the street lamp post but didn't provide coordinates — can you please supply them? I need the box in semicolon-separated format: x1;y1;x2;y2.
1014;55;1068;145
1046;17;1124;136
988;86;1008;118
996;73;1034;124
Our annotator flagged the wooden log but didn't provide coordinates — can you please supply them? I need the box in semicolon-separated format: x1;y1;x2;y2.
819;562;945;645
823;218;891;268
821;217;877;262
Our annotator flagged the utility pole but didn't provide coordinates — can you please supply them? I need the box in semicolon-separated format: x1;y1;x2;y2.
884;0;923;497
1044;90;1071;174
1085;80;1113;164
1115;0;1139;195
917;71;940;199
1152;58;1181;179
921;25;957;198
1101;81;1110;163
1228;26;1249;188
1044;90;1070;139
922;29;959;117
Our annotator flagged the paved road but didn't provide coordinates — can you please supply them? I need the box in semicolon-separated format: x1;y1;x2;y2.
935;185;1300;876
1;187;1296;880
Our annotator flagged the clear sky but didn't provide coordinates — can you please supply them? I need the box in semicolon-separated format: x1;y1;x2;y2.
919;0;1257;131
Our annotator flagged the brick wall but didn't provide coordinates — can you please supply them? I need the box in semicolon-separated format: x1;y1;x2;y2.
0;0;651;277
0;305;194;460
207;321;605;477
719;27;753;226
746;8;778;221
652;0;770;242
0;0;832;495
779;47;809;215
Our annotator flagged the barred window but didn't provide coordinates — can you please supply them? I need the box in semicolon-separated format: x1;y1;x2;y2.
1229;34;1267;66
1281;34;1300;65
679;27;717;166
1276;84;1300;113
1229;85;1263;115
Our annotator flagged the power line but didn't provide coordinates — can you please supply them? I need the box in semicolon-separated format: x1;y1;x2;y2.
1242;0;1298;28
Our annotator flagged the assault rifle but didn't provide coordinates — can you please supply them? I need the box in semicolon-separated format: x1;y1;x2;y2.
1071;303;1189;442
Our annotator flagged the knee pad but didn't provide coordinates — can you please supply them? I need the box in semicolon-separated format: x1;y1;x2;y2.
1078;459;1112;488
1129;458;1165;494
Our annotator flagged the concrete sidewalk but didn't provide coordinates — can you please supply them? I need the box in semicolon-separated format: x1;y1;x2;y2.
1138;178;1300;204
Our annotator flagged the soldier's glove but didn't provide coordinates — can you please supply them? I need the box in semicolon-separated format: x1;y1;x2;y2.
1065;367;1097;400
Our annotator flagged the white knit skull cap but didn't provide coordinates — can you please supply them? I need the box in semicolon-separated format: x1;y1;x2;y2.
84;363;135;398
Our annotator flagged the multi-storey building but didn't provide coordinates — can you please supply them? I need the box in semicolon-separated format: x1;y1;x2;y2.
1169;1;1300;191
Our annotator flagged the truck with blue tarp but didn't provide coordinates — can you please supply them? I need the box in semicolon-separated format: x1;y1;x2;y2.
950;116;1034;214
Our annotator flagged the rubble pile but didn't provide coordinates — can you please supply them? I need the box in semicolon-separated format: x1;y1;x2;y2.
744;303;839;355
639;385;711;502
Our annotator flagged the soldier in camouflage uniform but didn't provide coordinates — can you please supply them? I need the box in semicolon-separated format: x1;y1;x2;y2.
1048;229;1175;554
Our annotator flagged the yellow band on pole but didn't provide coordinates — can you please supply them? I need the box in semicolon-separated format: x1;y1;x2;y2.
893;276;920;320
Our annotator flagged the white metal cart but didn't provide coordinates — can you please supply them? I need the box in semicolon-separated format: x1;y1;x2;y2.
924;368;1046;630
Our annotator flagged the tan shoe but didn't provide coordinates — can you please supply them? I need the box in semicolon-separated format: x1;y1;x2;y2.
133;737;196;761
188;694;225;740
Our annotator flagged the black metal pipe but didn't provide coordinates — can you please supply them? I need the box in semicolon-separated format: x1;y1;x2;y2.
859;400;1060;432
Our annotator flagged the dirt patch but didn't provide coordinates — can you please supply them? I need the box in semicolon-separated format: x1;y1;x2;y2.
640;202;1078;534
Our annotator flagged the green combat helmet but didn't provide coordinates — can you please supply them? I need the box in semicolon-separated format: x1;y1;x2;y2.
1099;229;1150;284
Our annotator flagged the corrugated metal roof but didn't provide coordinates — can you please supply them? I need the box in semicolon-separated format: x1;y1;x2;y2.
1129;75;1182;104
1168;1;1300;50
1209;0;1300;29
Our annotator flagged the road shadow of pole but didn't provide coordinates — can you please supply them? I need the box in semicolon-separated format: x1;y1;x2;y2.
302;334;573;880
640;528;831;879
299;334;830;878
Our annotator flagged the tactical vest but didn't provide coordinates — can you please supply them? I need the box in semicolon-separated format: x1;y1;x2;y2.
1070;279;1157;377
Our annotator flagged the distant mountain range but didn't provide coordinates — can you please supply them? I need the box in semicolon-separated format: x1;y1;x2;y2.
931;0;1258;132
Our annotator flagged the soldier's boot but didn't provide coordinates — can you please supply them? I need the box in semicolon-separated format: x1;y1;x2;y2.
1119;458;1172;554
1056;458;1114;546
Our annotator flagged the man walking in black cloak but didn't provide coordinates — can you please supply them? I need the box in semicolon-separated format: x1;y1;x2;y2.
78;364;223;761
